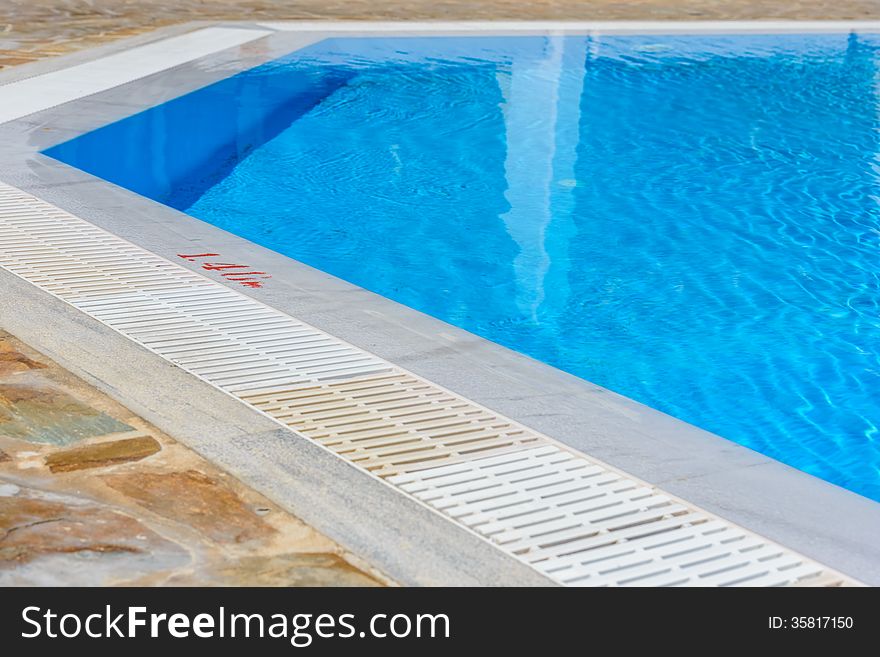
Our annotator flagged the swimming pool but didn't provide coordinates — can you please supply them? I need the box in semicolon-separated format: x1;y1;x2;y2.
45;32;880;501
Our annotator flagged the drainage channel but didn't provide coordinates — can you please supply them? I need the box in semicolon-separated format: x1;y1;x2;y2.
0;181;854;587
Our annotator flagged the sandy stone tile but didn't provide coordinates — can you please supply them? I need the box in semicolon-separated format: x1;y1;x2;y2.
45;435;161;473
101;469;277;545
0;340;46;376
186;553;383;587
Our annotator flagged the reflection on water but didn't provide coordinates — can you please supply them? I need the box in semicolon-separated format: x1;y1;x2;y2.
498;35;588;319
45;33;880;501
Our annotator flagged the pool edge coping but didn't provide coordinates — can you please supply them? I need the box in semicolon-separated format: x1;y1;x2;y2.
0;20;878;585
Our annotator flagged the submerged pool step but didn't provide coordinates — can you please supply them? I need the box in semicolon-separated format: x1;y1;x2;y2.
0;181;853;587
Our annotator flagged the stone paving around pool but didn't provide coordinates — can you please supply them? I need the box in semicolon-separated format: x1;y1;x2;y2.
1;0;878;69
0;330;388;586
2;1;878;590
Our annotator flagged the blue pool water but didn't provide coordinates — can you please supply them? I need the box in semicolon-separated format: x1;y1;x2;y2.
46;33;880;501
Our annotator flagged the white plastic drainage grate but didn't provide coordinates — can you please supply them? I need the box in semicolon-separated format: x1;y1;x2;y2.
388;446;833;586
0;181;852;586
240;373;544;477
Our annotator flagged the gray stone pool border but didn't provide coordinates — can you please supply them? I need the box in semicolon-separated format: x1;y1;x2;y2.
0;20;878;585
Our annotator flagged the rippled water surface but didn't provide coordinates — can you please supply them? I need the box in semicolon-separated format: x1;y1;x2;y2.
48;34;880;500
